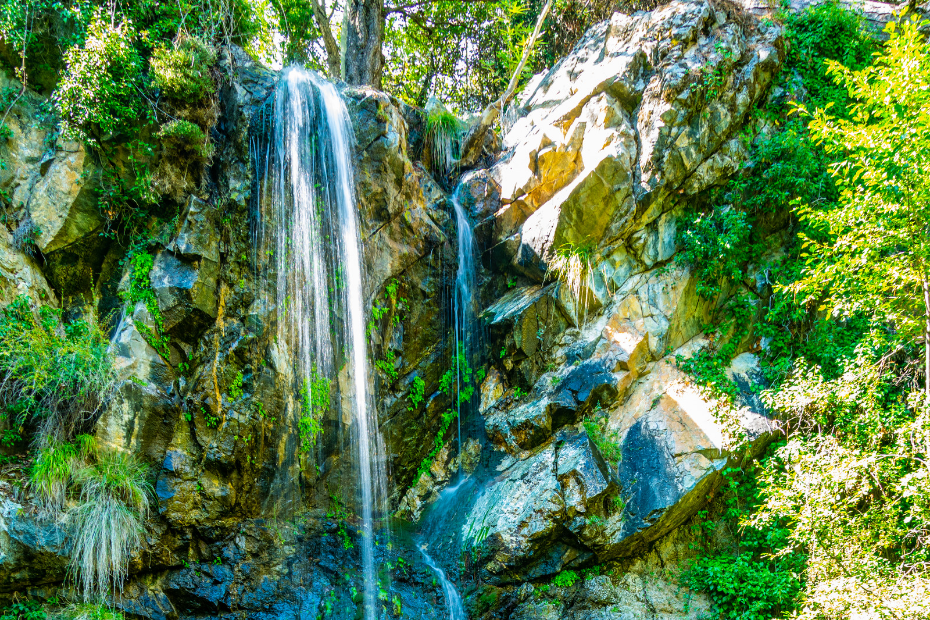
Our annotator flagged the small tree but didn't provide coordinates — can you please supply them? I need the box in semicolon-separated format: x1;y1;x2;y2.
794;14;930;402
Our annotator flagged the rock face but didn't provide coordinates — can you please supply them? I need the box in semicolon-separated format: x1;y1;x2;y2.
454;0;783;588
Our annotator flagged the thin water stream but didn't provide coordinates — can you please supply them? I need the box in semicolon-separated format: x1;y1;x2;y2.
416;189;479;618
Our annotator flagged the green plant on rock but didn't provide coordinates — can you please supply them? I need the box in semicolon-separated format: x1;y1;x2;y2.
412;408;457;485
120;245;170;360
150;35;217;101
424;107;460;176
552;570;579;588
70;448;151;600
546;240;596;325
30;434;96;515
157;120;213;159
582;417;621;467
326;491;353;550
55;603;125;620
676;208;752;300
0;296;115;448
299;368;330;452
0;599;46;620
407;375;425;412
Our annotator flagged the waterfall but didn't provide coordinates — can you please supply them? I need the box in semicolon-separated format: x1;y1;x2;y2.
252;67;388;620
451;189;478;467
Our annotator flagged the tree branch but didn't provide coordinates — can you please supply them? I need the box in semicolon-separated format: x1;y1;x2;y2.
458;0;553;168
311;0;342;79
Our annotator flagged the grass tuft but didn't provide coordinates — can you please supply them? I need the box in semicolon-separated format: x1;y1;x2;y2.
0;296;115;448
425;107;460;177
546;241;596;325
69;450;151;600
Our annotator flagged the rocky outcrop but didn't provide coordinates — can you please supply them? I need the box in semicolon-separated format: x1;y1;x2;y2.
453;0;783;587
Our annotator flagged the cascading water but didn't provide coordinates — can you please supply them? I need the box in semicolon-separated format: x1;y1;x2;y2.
451;189;478;468
416;188;479;619
252;67;388;620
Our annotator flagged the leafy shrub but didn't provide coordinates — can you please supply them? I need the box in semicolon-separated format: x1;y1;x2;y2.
150;35;216;101
70;449;151;600
157;120;213;159
55;12;149;146
676;208;751;300
686;465;804;620
783;0;875;112
552;570;579;588
0;297;115;447
0;599;46;620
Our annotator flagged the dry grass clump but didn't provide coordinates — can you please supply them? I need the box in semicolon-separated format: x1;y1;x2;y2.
546;241;596;325
69;449;151;600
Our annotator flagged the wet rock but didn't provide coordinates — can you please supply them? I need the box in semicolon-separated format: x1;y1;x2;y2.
171;196;221;263
150;250;220;339
0;494;71;591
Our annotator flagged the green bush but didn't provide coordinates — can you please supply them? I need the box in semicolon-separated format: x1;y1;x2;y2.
150;35;216;101
0;297;115;446
783;0;875;112
30;435;95;514
70;449;151;600
55;11;149;146
0;599;46;620
676;208;752;300
158;120;212;159
551;570;579;588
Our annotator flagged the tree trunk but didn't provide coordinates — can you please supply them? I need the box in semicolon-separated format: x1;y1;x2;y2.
458;0;553;168
921;275;930;407
311;0;342;79
343;0;385;88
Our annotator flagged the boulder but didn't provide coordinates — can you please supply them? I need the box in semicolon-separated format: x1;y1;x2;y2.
26;140;102;254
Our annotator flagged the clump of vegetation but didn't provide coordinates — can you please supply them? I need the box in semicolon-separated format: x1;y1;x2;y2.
676;208;752;300
69;449;151;600
424;106;460;177
0;296;115;449
157;120;213;159
30;434;96;515
407;376;425;412
0;598;47;620
150;35;216;101
686;466;804;620
545;240;595;325
54;11;149;146
299;369;330;452
551;569;579;588
119;245;170;359
582;416;621;467
54;603;125;620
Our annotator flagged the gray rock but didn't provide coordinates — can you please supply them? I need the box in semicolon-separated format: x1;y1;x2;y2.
150;249;220;338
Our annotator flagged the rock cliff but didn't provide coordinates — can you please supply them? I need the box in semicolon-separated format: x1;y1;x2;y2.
0;2;791;619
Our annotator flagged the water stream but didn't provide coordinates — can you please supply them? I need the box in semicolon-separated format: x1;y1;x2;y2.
451;189;478;468
252;67;388;620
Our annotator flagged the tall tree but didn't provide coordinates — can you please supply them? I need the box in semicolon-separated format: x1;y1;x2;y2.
795;14;930;400
343;0;385;86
